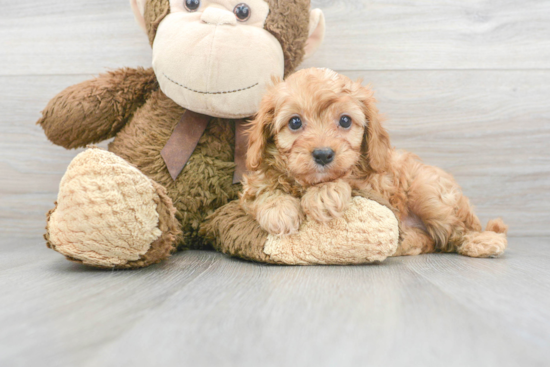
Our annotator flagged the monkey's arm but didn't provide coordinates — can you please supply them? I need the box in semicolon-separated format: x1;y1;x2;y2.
38;67;157;149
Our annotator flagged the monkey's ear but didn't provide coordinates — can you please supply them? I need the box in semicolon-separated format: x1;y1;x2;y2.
130;0;147;32
304;9;326;59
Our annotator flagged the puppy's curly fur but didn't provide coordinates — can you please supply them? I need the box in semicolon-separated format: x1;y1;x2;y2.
241;68;507;257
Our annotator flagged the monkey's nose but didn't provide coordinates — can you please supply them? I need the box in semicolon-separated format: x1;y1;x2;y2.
201;7;237;26
312;148;335;166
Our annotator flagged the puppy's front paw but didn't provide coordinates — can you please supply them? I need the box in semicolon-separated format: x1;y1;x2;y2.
255;194;304;236
302;180;352;223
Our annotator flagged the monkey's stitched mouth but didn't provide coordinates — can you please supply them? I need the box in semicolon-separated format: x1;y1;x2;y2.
163;73;258;95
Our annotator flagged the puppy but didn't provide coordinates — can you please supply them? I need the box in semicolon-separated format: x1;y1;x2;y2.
241;68;507;258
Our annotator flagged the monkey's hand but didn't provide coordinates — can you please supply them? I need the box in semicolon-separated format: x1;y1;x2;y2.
247;192;304;236
38;67;157;149
301;180;352;223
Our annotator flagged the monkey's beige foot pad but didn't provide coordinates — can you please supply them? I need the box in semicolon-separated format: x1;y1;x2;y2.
45;148;180;269
204;196;400;265
265;197;400;265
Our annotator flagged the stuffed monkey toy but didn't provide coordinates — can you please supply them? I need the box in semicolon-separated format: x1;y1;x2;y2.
39;0;400;268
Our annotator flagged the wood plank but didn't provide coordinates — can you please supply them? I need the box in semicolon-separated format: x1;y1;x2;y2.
0;237;548;366
304;0;550;71
0;0;152;76
0;243;224;366
2;0;550;75
403;237;550;349
1;70;548;237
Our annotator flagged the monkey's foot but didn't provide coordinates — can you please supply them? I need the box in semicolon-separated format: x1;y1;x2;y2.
45;148;180;269
204;195;400;265
264;196;399;265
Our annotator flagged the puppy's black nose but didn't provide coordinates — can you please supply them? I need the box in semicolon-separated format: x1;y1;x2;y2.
312;148;335;166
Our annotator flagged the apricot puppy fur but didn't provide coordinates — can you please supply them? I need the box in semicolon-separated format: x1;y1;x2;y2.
241;68;507;258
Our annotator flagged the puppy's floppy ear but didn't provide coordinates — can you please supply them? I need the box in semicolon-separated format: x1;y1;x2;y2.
356;84;392;173
246;93;276;171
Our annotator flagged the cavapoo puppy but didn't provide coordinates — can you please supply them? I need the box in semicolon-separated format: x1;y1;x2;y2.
240;68;507;258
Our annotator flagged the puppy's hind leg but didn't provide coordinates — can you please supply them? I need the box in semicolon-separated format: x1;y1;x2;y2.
408;165;507;257
446;193;508;258
393;226;435;257
457;218;508;258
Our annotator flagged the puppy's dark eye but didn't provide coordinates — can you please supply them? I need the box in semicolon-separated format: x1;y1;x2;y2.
234;3;251;21
184;0;200;11
288;116;303;131
339;115;352;129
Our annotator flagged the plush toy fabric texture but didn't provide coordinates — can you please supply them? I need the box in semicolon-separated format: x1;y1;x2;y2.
264;196;400;265
263;0;311;76
144;0;170;45
108;88;242;250
152;1;285;118
39;68;242;252
203;191;401;265
45;148;180;268
38;68;157;149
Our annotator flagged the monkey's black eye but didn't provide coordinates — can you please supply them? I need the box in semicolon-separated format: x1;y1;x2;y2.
184;0;200;11
234;3;251;21
288;116;303;131
339;115;352;129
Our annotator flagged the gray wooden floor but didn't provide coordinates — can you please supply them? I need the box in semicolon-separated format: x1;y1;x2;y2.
1;236;549;367
1;0;550;366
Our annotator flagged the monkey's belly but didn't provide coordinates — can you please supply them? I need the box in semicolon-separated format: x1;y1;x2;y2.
166;145;241;250
166;119;241;249
111;117;241;250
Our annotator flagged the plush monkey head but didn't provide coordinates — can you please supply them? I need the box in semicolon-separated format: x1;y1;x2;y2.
131;0;325;118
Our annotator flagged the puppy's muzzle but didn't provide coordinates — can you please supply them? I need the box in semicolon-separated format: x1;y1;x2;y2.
312;148;335;166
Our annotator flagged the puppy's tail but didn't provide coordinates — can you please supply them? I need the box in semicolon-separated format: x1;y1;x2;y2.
458;218;508;258
485;217;508;234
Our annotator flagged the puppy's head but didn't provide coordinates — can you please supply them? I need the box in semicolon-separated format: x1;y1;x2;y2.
246;68;391;186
